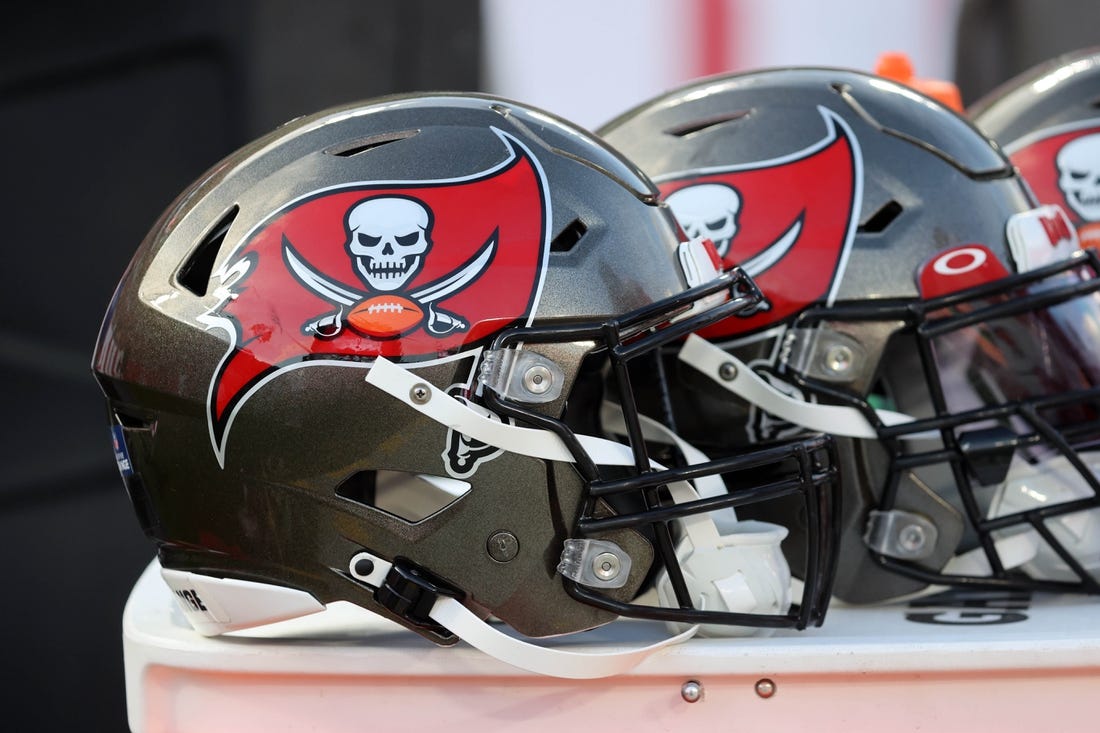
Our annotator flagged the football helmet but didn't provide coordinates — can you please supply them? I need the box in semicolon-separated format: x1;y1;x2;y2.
600;68;1100;603
93;93;840;675
971;47;1100;247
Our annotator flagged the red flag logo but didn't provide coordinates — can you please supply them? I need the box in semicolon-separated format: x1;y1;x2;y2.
1007;121;1100;245
200;127;550;463
657;106;861;340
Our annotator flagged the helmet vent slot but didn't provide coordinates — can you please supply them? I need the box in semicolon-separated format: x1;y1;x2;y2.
326;130;419;158
858;199;903;234
177;206;238;297
550;218;588;253
664;110;751;138
336;469;470;523
113;408;154;431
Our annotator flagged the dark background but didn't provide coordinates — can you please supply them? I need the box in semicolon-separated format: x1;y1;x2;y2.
1;2;479;730
953;0;1100;105
1;0;1091;730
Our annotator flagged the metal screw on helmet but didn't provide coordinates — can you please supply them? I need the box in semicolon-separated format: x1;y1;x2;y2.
522;364;553;395
487;530;520;563
681;680;703;703
409;383;431;404
823;344;854;375
898;523;928;555
718;362;738;381
755;678;776;698
557;538;632;589
592;551;622;582
864;509;939;561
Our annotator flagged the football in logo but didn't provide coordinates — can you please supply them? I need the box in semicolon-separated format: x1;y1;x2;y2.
347;295;425;338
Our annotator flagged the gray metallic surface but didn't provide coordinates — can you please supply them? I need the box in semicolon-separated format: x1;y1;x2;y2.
93;93;688;641
601;68;1034;305
971;48;1100;144
599;68;1042;604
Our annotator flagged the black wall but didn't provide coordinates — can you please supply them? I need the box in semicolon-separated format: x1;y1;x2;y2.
0;3;480;730
955;0;1100;105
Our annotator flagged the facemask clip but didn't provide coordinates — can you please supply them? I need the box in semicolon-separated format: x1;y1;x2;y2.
557;538;632;589
480;348;566;404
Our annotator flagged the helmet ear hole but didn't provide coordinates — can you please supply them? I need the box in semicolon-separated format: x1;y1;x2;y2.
335;470;471;523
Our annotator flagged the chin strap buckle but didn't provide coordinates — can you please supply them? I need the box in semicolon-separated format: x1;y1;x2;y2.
375;560;464;640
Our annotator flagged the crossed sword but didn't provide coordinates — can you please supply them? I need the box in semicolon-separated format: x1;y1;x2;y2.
282;231;497;338
728;214;804;315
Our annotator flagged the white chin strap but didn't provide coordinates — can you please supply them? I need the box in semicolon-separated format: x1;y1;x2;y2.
160;562;696;679
678;334;924;439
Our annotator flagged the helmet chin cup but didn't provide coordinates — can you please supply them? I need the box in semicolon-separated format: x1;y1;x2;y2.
656;519;791;638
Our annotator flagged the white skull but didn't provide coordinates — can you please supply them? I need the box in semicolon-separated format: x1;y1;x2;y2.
1056;134;1100;221
345;196;432;291
666;183;741;257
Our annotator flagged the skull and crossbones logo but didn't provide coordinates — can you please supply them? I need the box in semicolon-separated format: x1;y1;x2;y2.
346;196;433;291
284;195;496;338
1057;133;1100;222
666;183;741;257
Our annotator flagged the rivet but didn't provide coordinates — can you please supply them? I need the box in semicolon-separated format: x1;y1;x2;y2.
681;680;703;703
718;362;738;381
523;365;553;395
409;383;431;404
898;523;928;554
487;531;519;562
349;552;377;581
592;551;621;581
755;678;776;698
677;677;704;699
824;345;854;374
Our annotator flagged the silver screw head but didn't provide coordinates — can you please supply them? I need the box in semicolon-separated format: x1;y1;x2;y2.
409;383;432;404
824;344;854;375
718;362;738;381
592;551;621;581
487;531;519;562
755;678;776;698
681;680;703;703
898;523;928;554
523;365;553;395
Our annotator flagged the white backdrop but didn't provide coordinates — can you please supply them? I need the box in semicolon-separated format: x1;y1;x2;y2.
482;0;963;130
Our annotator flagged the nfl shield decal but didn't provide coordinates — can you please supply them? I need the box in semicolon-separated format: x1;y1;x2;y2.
200;127;551;463
657;106;862;341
